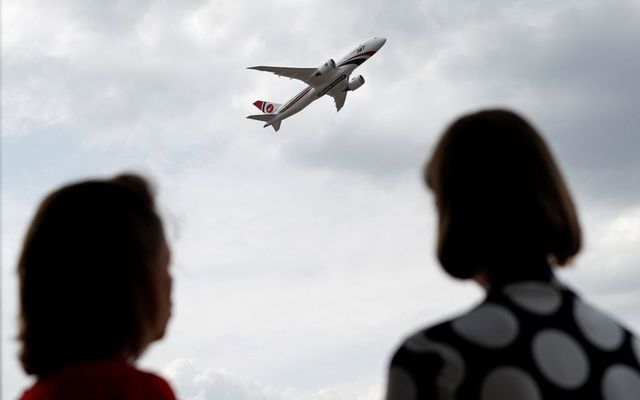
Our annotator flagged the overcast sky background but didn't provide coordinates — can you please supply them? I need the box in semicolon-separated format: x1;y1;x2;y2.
2;0;640;399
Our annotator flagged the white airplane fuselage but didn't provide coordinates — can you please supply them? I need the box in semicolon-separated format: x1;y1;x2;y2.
248;37;386;131
273;68;350;122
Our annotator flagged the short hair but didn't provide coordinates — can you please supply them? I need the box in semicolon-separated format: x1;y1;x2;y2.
18;174;166;376
424;109;581;280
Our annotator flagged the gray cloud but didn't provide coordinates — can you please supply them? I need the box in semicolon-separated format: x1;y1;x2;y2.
281;120;429;179
164;358;286;400
432;0;640;204
163;358;382;400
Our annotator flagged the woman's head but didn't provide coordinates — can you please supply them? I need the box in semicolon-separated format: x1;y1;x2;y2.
425;109;581;280
18;174;172;376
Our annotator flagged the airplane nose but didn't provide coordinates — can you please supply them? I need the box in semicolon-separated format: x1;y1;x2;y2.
377;37;387;48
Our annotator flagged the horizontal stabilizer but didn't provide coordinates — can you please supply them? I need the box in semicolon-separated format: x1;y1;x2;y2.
247;114;276;122
247;114;282;132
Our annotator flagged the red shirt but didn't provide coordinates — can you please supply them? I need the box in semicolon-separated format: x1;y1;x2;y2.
20;359;177;400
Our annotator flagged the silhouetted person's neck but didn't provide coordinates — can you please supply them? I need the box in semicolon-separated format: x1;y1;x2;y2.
474;257;553;290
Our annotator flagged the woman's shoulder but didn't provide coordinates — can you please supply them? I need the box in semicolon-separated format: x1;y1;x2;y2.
127;364;177;400
393;279;640;357
388;280;640;399
20;360;177;400
387;317;467;399
390;297;491;360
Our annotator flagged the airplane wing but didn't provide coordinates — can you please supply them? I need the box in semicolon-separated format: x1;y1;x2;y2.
329;90;347;112
248;66;324;87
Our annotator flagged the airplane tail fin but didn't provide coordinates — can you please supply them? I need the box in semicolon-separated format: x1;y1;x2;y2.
246;114;282;132
253;101;282;114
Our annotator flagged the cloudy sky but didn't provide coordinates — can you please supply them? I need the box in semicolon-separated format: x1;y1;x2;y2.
2;0;640;398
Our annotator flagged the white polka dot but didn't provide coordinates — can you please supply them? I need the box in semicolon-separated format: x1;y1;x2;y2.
452;303;519;348
602;365;640;400
532;329;589;389
503;281;562;315
633;337;640;364
405;335;465;398
574;300;624;351
481;367;541;400
387;367;417;400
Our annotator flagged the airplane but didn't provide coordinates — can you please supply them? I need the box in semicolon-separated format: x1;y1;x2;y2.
247;36;387;132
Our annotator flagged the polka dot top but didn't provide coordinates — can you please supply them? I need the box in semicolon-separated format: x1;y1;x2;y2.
386;280;640;400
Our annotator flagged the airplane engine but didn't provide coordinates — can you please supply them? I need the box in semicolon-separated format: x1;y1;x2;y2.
314;59;336;76
347;75;365;91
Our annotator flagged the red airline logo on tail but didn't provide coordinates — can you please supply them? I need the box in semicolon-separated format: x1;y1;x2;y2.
253;101;276;114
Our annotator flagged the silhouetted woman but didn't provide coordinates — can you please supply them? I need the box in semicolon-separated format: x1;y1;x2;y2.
386;110;640;399
18;174;176;400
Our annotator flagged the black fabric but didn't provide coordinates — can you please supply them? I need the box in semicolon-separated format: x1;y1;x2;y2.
387;281;640;400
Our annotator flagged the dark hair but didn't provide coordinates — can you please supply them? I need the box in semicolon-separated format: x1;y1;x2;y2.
424;109;581;280
18;174;166;376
